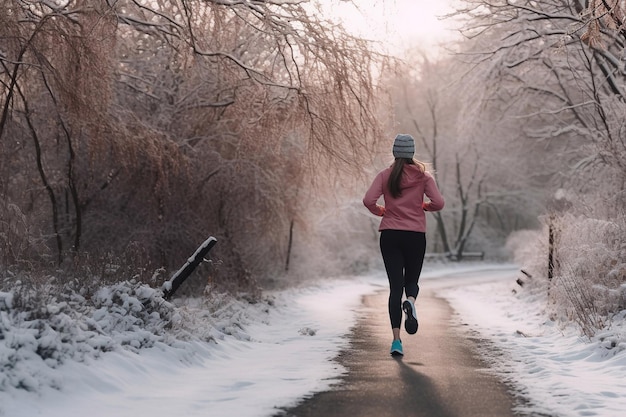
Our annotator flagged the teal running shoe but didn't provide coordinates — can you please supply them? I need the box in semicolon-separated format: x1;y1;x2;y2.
390;339;403;356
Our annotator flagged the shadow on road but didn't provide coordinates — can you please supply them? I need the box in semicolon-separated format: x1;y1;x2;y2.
392;356;457;417
275;343;457;417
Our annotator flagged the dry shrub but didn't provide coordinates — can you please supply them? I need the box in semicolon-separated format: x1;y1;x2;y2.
0;203;36;267
550;214;625;336
510;210;626;338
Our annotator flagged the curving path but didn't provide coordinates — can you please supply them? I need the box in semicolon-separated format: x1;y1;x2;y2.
276;270;524;417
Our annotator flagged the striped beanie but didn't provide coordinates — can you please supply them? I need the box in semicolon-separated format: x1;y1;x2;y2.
392;134;415;159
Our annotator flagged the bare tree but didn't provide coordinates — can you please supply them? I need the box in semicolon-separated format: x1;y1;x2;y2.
454;0;626;333
0;0;386;290
453;0;625;200
385;55;509;259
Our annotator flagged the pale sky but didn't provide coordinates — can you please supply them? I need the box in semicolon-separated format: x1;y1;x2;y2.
323;0;459;57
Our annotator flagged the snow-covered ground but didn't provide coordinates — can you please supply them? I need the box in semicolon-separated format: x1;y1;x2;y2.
1;263;625;417
436;268;626;417
0;276;379;417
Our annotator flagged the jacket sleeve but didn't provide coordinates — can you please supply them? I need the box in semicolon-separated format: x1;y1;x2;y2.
363;172;385;216
423;173;444;212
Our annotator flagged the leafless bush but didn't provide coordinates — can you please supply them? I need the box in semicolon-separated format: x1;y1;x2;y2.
554;213;625;312
509;209;626;337
0;203;43;268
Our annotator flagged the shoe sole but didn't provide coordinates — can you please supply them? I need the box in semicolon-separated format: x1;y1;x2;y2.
403;300;418;334
390;350;404;357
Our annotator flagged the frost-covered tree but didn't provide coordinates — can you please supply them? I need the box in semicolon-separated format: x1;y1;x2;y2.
382;52;538;259
455;0;626;334
0;0;385;290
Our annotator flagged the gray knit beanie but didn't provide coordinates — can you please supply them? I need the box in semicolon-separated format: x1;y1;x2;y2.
392;134;415;159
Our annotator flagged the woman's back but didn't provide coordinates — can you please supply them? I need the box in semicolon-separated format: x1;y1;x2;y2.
363;163;443;232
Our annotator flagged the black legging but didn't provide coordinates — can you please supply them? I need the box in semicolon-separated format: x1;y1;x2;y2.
380;230;427;329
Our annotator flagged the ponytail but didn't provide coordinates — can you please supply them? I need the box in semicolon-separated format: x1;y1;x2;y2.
387;158;426;198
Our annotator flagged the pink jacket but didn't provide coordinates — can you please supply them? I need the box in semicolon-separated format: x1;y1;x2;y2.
363;164;444;232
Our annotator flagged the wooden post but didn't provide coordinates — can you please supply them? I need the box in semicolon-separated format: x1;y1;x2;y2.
285;220;294;272
548;214;555;281
162;237;217;300
546;191;571;282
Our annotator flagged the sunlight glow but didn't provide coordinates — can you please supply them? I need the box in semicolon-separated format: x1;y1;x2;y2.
321;0;458;57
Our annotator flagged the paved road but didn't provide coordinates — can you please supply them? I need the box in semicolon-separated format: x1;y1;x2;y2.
276;271;523;417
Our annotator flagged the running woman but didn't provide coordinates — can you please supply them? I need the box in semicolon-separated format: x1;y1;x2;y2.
363;134;444;356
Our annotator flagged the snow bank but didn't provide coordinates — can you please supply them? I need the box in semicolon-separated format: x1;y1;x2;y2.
0;281;180;393
0;274;381;417
438;277;626;417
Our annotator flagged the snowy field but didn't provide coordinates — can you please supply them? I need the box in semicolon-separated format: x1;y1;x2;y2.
1;263;625;417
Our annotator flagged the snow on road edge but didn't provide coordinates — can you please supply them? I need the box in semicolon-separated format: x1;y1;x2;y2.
438;275;626;417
